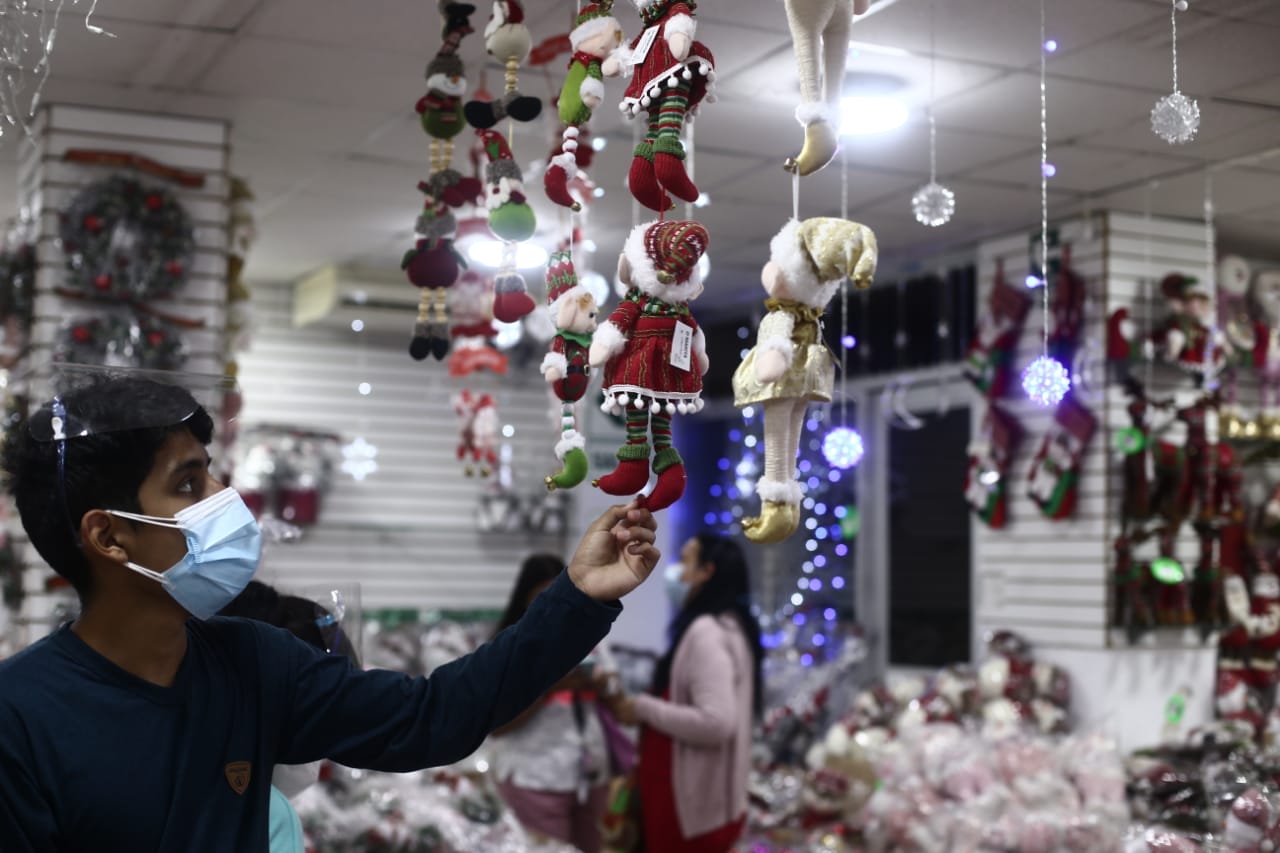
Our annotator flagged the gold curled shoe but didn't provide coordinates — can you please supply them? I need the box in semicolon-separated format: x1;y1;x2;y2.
743;501;802;545
1222;408;1246;440
782;121;839;177
1265;415;1280;442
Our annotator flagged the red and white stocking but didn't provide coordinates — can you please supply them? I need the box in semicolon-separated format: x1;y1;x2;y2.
964;259;1032;399
964;403;1022;529
1027;394;1097;521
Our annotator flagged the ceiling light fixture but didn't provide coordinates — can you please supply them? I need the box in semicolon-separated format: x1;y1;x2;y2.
839;96;909;136
467;240;549;270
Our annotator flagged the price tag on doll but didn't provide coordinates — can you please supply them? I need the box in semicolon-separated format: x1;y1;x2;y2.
632;26;659;65
671;321;693;371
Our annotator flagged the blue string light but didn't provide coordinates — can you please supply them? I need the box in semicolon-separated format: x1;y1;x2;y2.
1022;355;1070;407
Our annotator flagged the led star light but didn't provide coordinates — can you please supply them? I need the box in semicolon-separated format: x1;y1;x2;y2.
1151;92;1199;145
822;427;864;470
1022;356;1069;407
341;437;379;481
911;181;956;228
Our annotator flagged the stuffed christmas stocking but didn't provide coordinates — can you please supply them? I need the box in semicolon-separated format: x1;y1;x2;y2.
964;403;1022;529
965;260;1032;399
1027;394;1097;521
781;0;870;176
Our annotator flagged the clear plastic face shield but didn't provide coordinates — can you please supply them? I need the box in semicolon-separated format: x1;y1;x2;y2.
302;583;362;663
20;364;299;545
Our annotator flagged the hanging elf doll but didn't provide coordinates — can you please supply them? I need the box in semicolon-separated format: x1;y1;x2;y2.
541;251;598;491
732;217;878;544
589;220;710;512
964;259;1032;400
781;0;871;176
1026;393;1097;521
464;0;543;128
417;2;476;167
545;2;626;211
964;403;1022;529
606;0;715;211
477;129;537;323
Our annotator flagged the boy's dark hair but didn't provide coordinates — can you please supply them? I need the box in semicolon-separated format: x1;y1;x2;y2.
0;377;213;601
220;580;361;664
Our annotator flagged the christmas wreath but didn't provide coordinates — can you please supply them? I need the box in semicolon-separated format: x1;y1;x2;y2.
59;174;196;300
55;314;187;371
0;243;36;325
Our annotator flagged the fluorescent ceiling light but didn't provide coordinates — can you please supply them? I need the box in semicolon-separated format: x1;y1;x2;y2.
467;240;549;270
840;96;909;136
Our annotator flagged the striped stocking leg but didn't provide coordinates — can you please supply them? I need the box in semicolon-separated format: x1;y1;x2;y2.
652;85;699;203
595;407;652;496
645;410;687;512
628;110;668;212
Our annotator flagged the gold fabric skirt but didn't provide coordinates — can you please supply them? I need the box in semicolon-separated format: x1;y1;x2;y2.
733;343;835;406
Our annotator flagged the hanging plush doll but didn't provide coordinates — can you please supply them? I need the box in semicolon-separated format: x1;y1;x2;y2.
405;203;466;362
1113;536;1155;643
781;0;872;176
448;270;509;377
589;220;710;512
1106;307;1140;385
477;128;537;323
964;259;1032;400
453;390;499;477
417;3;476;163
732;217;878;544
1149;273;1228;385
606;0;715;211
1217;254;1253;437
964;403;1022;529
465;0;543;128
1026;393;1097;521
1249;269;1280;439
541;251;598;491
545;2;626;211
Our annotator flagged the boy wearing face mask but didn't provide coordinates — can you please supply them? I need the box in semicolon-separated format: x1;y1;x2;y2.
0;375;661;853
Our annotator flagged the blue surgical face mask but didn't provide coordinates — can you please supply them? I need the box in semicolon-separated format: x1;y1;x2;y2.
665;563;690;609
108;488;263;620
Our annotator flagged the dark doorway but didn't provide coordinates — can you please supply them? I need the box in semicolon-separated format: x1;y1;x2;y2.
888;406;972;667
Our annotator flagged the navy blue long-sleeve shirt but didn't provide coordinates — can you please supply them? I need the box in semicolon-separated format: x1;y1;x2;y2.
0;571;618;852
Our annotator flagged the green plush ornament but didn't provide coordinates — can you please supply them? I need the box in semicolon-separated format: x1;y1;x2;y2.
478;128;536;243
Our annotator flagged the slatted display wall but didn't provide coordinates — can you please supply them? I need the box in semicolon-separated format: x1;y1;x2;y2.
972;212;1217;653
236;282;570;611
13;105;231;645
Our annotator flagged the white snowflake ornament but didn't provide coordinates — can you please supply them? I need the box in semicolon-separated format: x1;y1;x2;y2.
911;181;956;227
1151;91;1200;145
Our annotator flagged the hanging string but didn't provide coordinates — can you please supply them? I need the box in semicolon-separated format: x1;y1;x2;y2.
1203;169;1216;384
1170;0;1179;93
792;171;800;221
840;274;849;427
1152;183;1162;391
928;0;938;185
1038;0;1050;359
840;146;848;220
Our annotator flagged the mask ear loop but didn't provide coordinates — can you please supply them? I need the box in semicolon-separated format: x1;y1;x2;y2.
50;398;82;548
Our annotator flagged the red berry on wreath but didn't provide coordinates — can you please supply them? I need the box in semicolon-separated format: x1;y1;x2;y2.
93;274;112;290
145;195;163;210
147;331;164;346
72;326;91;343
164;260;184;276
83;215;103;232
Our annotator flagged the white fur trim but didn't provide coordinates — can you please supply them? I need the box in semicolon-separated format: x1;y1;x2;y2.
795;101;837;128
563;126;580;139
578;76;605;105
570;15;618;49
757;478;800;505
769;218;841;308
551;152;577;171
541;351;568;376
608;45;635;78
548;283;590;318
664;13;695;41
622;221;705;302
593;320;628;360
554;430;586;460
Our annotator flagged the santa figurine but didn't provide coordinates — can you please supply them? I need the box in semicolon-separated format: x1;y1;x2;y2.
1223;788;1278;853
1150;273;1229;384
1217;668;1264;738
1249;560;1280;694
589;220;710;511
1250;269;1280;440
604;0;716;211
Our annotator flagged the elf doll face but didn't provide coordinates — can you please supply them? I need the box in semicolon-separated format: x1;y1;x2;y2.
555;292;598;335
579;22;622;57
761;261;794;300
1185;294;1213;324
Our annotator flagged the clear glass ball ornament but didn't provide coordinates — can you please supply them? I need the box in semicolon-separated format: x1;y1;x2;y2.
1150;91;1200;145
911;181;956;227
1022;356;1071;407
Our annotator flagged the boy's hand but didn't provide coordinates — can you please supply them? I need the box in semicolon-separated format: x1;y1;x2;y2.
568;502;661;601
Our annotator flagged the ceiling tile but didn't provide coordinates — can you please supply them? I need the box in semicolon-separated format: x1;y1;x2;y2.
965;146;1188;195
96;0;261;29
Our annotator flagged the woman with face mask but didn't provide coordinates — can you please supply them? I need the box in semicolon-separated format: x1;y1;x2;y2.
219;581;360;853
606;533;763;853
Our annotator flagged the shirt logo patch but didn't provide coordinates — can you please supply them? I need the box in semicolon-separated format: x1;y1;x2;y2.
225;761;252;795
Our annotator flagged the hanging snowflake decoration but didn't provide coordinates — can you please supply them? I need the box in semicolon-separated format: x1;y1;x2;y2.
822;427;864;470
340;436;379;481
1151;0;1199;145
1022;356;1070;407
912;181;956;227
1150;92;1199;145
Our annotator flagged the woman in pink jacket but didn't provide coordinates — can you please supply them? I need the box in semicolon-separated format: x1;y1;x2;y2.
610;533;762;852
